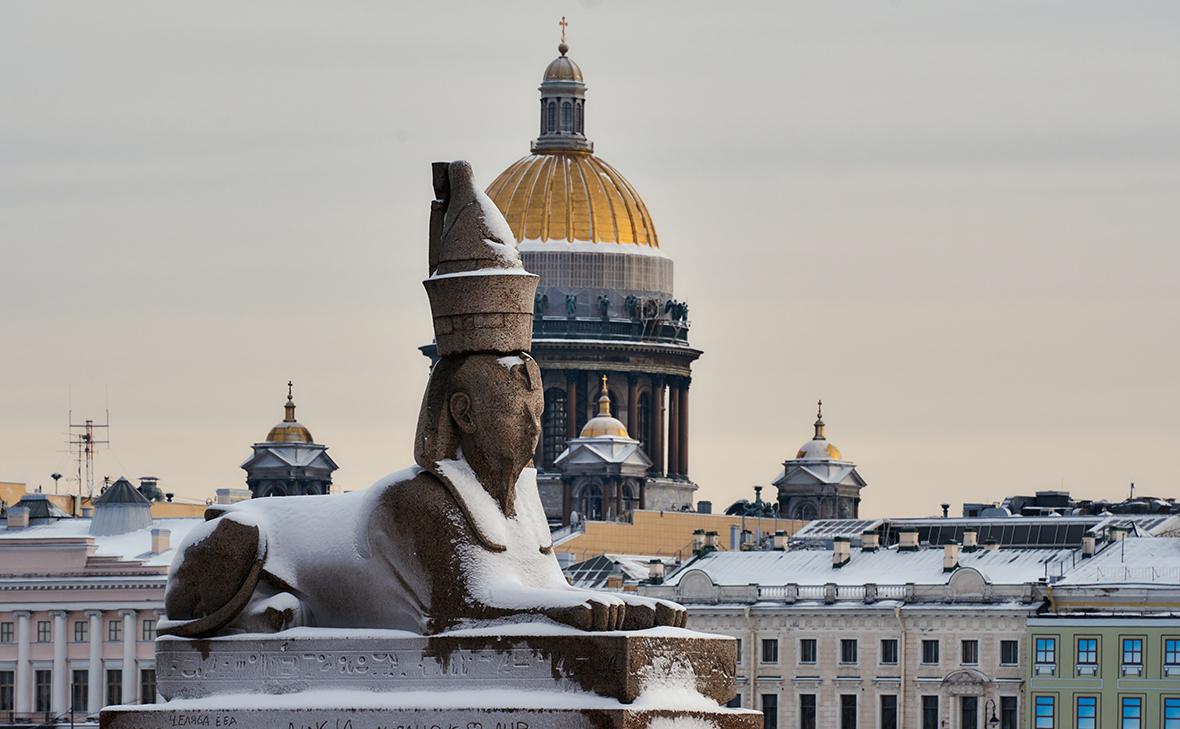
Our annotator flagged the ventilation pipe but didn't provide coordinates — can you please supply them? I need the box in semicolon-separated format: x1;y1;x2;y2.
861;531;880;552
704;531;719;550
1109;525;1128;542
943;541;960;572
898;529;920;552
983;538;1000;552
150;528;171;554
647;559;665;584
1081;534;1096;557
833;536;851;568
692;529;706;552
773;531;788;551
962;529;978;552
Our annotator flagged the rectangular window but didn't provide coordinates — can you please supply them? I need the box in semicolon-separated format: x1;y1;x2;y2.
1164;697;1180;729
1077;638;1098;665
108;620;122;642
75;620;88;643
762;638;779;664
1075;696;1097;729
735;638;742;663
35;669;52;712
761;694;777;729
922;639;940;664
0;622;13;643
800;694;817;729
72;669;89;712
37;620;51;642
800;638;817;664
921;696;939;729
140;669;156;705
960;696;978;729
0;671;14;711
1000;640;1019;666
1166;638;1180;667
880;694;897;729
141;620;156;642
840;694;857;729
1120;696;1141;729
1036;637;1057;667
106;669;122;705
841;639;858;664
880;639;898;665
961;639;979;665
1035;695;1055;729
1001;696;1018;729
1122;638;1143;666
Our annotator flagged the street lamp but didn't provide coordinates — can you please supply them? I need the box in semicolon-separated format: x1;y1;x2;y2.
984;699;1000;728
50;472;62;494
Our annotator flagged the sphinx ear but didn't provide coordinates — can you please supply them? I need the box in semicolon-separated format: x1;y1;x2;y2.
449;392;477;434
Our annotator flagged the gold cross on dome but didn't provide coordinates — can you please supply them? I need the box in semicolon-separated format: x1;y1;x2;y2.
601;374;608;391
559;16;568;45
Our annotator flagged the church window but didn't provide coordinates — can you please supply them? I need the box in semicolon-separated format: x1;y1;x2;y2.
561;101;572;132
542;388;568;469
547;102;557;133
540;100;546;134
579;482;604;521
637;392;651;450
794;502;817;521
575;102;584;133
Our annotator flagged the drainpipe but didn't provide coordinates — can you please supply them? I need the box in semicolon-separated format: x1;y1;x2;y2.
895;605;906;728
1045;584;1058;614
745;606;756;708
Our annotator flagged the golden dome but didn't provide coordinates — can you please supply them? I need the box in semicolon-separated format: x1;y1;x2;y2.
486;153;659;247
579;375;630;438
794;400;842;460
544;55;583;82
266;382;314;444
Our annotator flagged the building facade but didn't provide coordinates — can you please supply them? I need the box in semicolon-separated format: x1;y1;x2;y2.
0;501;199;722
423;32;701;523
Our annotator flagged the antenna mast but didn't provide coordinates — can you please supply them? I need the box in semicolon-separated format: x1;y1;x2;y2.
68;408;110;499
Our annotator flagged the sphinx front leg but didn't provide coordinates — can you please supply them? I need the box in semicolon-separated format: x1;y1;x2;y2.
225;578;306;633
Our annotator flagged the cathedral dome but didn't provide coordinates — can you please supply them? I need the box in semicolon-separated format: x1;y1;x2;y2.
265;382;314;444
579;375;630;438
486;153;659;248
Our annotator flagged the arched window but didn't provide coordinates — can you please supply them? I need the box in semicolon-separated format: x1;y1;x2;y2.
622;481;640;512
561;101;573;132
540;100;547;135
542;388;568;469
579;481;604;521
794;502;818;521
547;102;557;133
575;102;584;134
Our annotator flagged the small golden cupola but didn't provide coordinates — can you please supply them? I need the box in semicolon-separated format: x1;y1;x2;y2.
579;375;630;438
265;381;315;444
795;399;843;460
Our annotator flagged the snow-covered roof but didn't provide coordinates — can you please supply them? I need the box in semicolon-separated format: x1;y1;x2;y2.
0;517;203;567
666;546;1075;588
1057;537;1180;587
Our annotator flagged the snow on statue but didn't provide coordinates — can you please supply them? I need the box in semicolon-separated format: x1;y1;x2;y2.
161;161;686;637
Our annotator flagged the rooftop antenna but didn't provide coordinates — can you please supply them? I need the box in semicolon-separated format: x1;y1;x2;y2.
67;388;111;499
1129;481;1135;500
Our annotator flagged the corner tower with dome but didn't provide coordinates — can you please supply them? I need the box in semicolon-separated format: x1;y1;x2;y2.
772;401;866;520
423;27;701;524
241;382;338;498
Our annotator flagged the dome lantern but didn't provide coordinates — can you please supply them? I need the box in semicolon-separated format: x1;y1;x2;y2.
579;375;629;438
265;380;314;444
534;17;593;154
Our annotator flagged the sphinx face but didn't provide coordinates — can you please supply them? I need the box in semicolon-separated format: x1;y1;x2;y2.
462;354;543;475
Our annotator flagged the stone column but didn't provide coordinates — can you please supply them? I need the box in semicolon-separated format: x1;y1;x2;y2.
616;479;625;516
121;610;137;705
15;610;31;714
86;611;102;715
561;481;572;526
679;379;690;480
639;481;646;510
626;375;639;434
652;377;666;476
51;610;67;713
565;375;577;440
667;382;681;479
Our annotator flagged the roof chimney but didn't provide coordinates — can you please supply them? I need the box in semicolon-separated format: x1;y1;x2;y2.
704;531;719;550
1109;525;1127;542
943;541;960;572
941;503;950;518
647;559;665;584
898;528;919;552
833;536;851;568
6;506;30;529
983;538;1000;552
150;528;171;554
1082;534;1096;558
773;530;788;551
962;528;978;552
692;528;706;552
861;531;880;552
81;506;93;518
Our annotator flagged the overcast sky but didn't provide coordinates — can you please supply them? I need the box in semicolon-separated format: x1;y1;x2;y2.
2;1;1178;516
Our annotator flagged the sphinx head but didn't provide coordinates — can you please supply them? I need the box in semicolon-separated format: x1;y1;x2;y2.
415;352;543;505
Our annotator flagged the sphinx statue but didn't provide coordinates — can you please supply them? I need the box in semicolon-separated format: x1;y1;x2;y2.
161;161;686;637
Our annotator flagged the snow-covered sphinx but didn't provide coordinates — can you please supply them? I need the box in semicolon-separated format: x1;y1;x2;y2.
161;161;686;637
